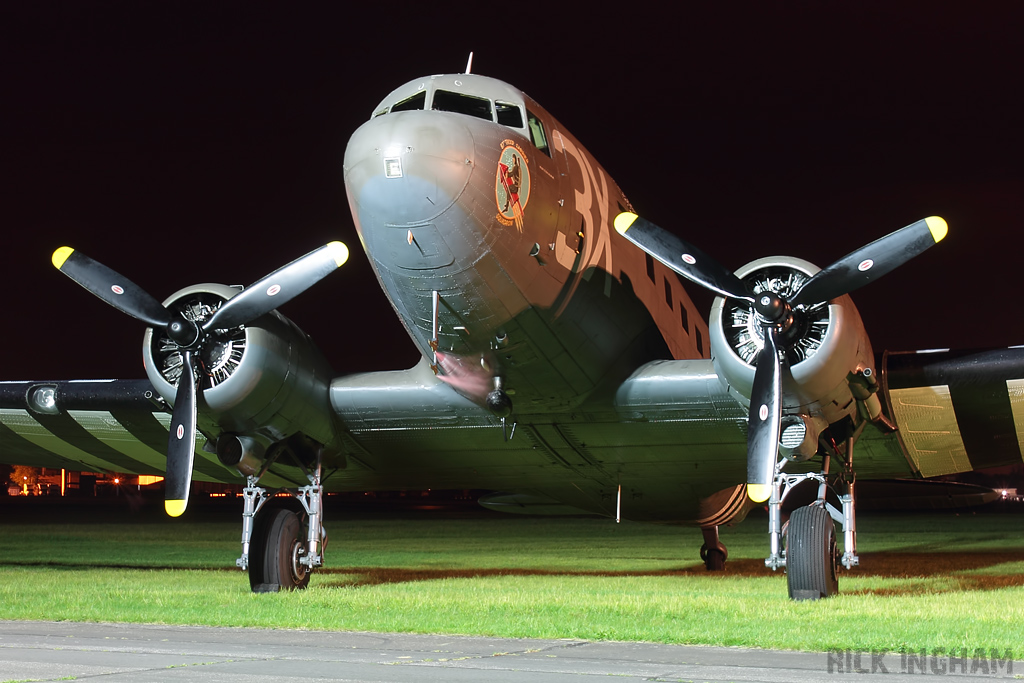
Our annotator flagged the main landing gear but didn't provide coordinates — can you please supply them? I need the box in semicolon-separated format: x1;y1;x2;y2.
764;436;859;600
236;450;327;592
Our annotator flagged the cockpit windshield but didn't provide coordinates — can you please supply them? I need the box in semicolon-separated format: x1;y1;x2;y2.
432;90;492;121
390;91;426;113
376;76;550;155
495;102;523;128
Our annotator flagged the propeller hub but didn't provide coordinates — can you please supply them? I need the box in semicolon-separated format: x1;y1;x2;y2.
166;317;201;347
754;292;790;325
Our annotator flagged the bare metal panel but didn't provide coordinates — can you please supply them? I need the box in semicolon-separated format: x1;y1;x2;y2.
889;385;971;476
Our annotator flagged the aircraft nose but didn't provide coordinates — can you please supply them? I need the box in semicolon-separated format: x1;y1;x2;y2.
343;111;475;231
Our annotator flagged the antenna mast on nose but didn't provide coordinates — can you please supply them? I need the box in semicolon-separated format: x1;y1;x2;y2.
465;51;474;74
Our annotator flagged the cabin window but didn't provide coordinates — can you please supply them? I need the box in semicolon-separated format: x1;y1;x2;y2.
496;101;524;128
680;305;689;333
645;253;655;283
696;327;704;356
526;109;550;156
432;89;493;121
390;91;426;113
664;278;673;310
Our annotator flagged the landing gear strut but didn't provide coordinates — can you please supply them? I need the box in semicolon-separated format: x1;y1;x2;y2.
764;435;859;600
236;448;327;592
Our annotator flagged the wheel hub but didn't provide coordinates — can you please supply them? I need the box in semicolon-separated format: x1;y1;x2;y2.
290;539;309;583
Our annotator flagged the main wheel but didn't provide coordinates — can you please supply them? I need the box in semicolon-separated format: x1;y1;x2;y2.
248;508;311;593
786;504;838;600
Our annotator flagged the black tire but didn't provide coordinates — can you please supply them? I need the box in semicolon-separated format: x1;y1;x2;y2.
699;543;728;571
248;508;310;592
786;504;838;600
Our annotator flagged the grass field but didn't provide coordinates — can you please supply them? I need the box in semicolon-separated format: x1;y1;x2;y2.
0;498;1022;652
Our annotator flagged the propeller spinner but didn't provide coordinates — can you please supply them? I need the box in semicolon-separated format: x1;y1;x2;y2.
52;241;349;516
615;212;947;502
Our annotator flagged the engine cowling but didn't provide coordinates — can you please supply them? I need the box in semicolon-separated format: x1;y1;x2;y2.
142;283;337;453
708;256;874;429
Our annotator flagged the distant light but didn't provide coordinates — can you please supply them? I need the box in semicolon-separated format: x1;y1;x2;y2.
114;478;120;484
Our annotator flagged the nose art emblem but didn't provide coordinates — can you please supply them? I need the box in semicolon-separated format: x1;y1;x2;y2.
495;140;531;231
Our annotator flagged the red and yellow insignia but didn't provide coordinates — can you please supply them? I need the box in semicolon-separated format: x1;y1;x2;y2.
495;140;530;230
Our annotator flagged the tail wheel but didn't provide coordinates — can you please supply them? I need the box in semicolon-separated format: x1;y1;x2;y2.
700;544;727;571
249;508;311;592
786;504;838;600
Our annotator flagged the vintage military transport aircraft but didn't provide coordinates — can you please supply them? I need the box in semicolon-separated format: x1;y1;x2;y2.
3;71;1023;600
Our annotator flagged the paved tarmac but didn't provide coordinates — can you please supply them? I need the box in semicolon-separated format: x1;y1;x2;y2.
1;620;1020;682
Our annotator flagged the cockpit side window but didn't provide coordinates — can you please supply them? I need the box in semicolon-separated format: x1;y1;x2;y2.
432;90;493;121
495;101;524;128
526;109;550;157
390;91;426;113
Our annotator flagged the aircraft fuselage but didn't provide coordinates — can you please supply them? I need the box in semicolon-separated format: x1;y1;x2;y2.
344;74;708;413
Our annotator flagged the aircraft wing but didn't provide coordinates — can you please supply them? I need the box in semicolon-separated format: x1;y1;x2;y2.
880;347;1024;476
607;347;1024;484
0;379;236;483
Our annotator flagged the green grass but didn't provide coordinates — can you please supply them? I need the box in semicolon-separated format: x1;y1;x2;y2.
0;502;1022;652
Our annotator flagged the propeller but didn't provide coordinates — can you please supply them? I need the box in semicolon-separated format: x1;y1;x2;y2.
614;212;947;502
52;241;350;516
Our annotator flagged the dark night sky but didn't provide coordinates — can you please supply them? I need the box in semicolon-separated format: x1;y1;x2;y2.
4;3;1023;381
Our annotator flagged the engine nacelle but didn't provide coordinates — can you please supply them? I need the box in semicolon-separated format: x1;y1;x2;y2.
142;283;337;452
708;256;875;426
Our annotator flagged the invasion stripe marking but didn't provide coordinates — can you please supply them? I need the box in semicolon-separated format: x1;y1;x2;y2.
108;409;229;482
0;409;125;473
886;348;1024;472
888;386;971;477
0;417;84;470
32;411;154;474
1008;379;1024;455
949;379;1021;471
148;412;237;483
69;410;168;473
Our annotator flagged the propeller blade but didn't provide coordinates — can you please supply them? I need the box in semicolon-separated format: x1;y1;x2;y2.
165;349;198;517
746;326;782;503
203;241;349;332
791;216;947;307
614;213;752;302
51;247;171;328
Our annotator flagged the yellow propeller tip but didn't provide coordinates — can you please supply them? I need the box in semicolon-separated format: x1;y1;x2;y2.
746;483;771;503
327;241;350;267
52;246;74;269
925;216;948;243
614;212;638;235
165;500;187;517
